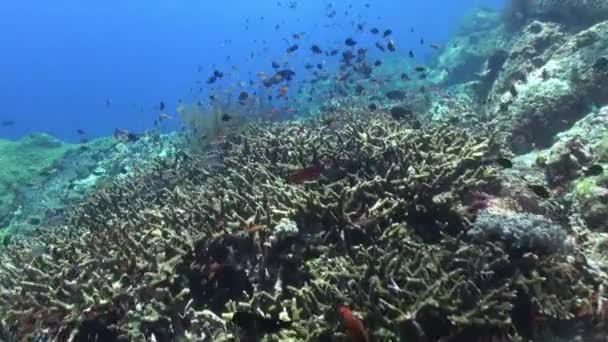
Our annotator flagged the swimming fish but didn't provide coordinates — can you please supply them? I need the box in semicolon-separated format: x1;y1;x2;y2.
286;44;299;53
345;38;357;46
288;165;323;183
238;91;249;103
311;45;323;54
232;311;291;337
339;306;369;342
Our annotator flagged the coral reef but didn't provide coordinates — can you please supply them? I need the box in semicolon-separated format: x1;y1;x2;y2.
483;20;608;153
0;133;74;227
0;132;177;243
506;0;608;28
3;3;608;341
0;111;604;341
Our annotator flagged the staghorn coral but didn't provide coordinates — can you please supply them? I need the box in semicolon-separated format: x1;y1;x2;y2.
0;111;604;341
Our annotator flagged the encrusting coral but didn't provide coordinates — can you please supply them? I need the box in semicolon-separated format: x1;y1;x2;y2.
0;110;605;341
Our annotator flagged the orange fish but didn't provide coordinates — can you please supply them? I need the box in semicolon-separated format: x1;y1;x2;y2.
243;222;265;232
339;306;369;342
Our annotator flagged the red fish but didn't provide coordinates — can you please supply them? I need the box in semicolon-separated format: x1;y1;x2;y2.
339;306;369;342
288;165;322;183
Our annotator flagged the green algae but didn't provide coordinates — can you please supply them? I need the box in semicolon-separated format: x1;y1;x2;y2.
574;177;598;199
0;133;74;222
597;133;608;162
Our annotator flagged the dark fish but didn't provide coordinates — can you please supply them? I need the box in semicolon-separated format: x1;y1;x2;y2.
277;69;296;80
509;84;518;98
345;38;357;46
408;50;415;58
305;63;314;70
383;29;392;37
355;84;364;95
368;103;377;111
528;184;550;199
207;75;217;84
316;63;323;70
209;94;215;101
76;129;86;135
390;105;413;120
272;61;281;69
330;49;339;56
221;113;233;122
213;70;224;78
418;73;427;80
357;23;364;31
400;73;410;81
370;27;379;34
387;40;396;52
238;91;249;102
160;101;166;112
385;90;406;100
414;66;426;72
375;42;385;52
311;45;323;54
374;60;382;67
420;38;424;45
286;44;299;53
584;164;604;176
495;157;513;168
484;157;513;169
113;128;140;143
232;311;291;337
342;50;354;64
1;119;15;127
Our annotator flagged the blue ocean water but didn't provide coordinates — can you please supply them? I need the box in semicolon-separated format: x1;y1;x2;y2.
0;0;504;143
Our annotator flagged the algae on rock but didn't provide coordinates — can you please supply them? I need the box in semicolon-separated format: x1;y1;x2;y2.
0;133;73;225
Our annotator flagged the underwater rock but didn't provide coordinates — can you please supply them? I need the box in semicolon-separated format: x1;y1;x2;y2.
488;20;608;153
436;8;512;86
516;0;608;28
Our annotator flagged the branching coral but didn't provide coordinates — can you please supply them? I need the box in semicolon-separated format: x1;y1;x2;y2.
0;111;604;341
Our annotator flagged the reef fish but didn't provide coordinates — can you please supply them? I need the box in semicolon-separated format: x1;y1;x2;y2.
232;311;291;337
288;165;323;183
339;306;369;342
